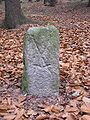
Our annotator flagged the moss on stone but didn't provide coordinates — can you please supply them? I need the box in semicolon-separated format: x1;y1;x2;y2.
22;69;28;93
50;78;59;92
26;25;59;52
22;46;28;93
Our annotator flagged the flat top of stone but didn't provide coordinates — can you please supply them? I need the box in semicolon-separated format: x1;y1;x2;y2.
27;25;58;34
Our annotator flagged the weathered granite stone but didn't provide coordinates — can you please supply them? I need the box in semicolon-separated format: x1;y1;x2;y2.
22;26;60;97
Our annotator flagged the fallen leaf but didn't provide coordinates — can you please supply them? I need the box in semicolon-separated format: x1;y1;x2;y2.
66;113;77;120
18;95;26;103
51;105;61;113
80;104;90;114
82;97;90;108
7;97;12;105
37;104;46;109
35;114;49;120
14;109;25;120
44;105;61;113
0;112;8;116
0;104;10;112
27;108;37;116
4;114;16;120
79;115;90;120
44;106;52;113
24;113;29;118
65;105;78;113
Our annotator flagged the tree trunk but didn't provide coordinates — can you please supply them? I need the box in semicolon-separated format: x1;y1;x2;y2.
44;0;57;7
4;0;27;29
87;0;90;7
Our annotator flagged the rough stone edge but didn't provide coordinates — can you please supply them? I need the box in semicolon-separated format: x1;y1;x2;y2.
21;33;30;93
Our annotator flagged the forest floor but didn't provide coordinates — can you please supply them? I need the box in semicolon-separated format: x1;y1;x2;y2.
0;1;90;120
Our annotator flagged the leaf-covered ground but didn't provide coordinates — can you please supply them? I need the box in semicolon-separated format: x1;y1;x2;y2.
0;1;90;120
